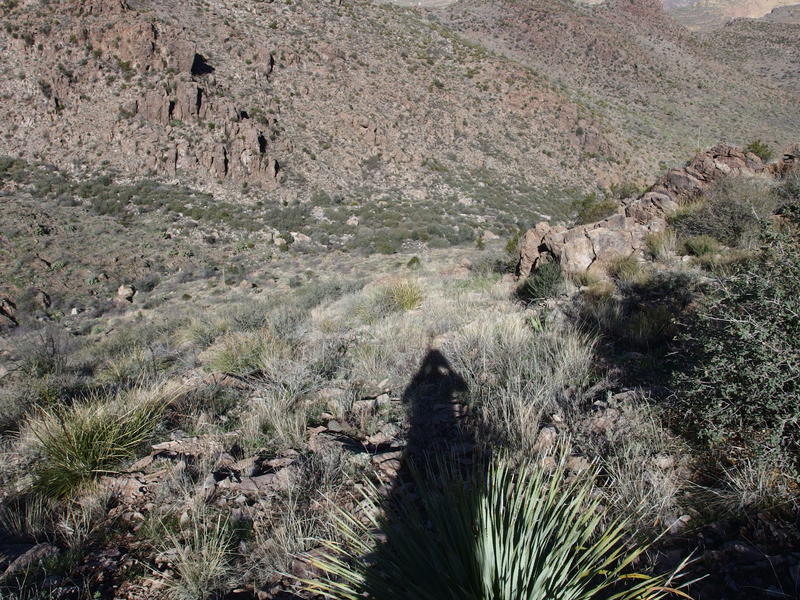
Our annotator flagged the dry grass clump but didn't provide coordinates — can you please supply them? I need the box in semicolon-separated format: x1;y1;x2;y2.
593;401;687;534
606;254;642;283
162;508;233;600
644;229;677;261
447;314;596;454
200;329;290;377
353;280;424;324
681;234;721;257
701;456;799;516
180;317;230;349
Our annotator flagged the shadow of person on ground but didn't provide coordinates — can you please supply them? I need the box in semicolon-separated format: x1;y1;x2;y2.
359;346;486;599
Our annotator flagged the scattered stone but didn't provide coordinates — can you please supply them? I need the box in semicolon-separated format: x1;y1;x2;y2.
3;544;59;578
533;425;558;453
117;284;136;302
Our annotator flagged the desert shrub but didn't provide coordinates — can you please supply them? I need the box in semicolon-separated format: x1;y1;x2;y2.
669;178;779;247
573;271;695;354
515;260;563;302
14;327;73;378
609;181;643;200
745;139;774;162
671;228;800;458
572;191;617;225
776;171;800;224
681;235;720;257
27;384;177;497
304;454;686;600
225;300;271;331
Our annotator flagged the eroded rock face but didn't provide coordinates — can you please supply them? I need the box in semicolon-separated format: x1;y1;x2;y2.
517;143;797;278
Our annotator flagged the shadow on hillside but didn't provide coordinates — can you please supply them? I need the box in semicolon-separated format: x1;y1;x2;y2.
360;348;483;599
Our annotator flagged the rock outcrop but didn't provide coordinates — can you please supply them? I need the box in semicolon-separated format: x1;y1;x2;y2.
517;144;799;278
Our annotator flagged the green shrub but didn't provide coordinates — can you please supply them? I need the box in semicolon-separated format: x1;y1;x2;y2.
16;327;72;378
29;385;175;497
669;178;778;247
303;454;686;600
516;260;563;302
572;192;617;225
745;139;774;163
672;228;800;458
682;235;720;257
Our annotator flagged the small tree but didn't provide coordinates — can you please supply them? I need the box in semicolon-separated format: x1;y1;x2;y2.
745;139;774;163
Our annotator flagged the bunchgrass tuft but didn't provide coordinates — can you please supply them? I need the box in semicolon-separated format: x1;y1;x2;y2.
606;255;641;283
27;384;179;498
163;509;233;600
387;280;423;311
682;235;720;257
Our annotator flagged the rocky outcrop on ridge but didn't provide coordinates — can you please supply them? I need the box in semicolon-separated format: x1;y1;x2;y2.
517;143;800;277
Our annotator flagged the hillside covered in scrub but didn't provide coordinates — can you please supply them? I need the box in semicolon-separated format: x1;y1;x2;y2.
1;143;799;600
2;0;800;599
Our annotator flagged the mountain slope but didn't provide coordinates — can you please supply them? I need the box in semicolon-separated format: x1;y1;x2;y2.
1;0;798;229
665;0;800;29
439;0;799;164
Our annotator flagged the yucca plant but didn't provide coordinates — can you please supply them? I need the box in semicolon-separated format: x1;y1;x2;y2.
388;280;424;311
301;455;688;600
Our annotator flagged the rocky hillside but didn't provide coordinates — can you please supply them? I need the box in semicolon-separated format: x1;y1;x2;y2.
702;8;800;91
1;0;799;222
664;0;800;29
440;0;800;170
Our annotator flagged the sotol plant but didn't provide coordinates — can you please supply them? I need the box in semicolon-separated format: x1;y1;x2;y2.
301;455;688;600
28;384;178;497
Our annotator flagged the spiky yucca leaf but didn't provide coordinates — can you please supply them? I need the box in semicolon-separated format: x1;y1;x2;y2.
302;455;688;600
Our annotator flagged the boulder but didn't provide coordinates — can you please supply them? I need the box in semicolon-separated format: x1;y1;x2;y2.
2;544;59;578
117;284;136;302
